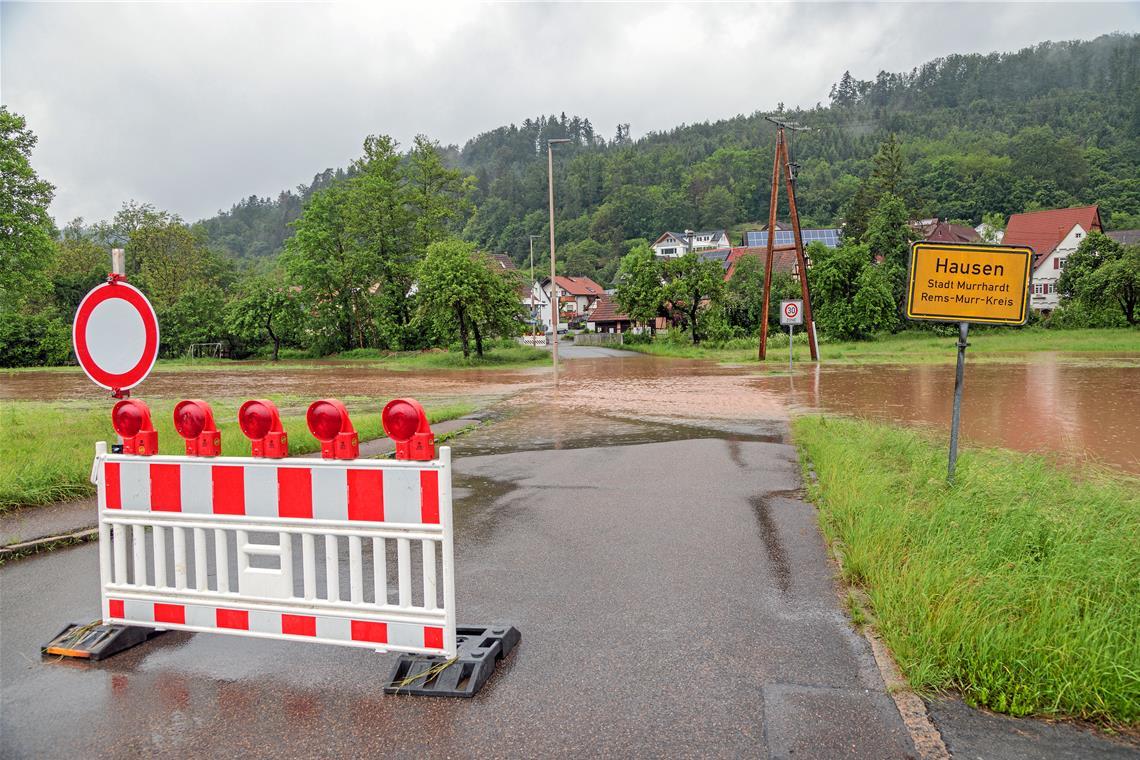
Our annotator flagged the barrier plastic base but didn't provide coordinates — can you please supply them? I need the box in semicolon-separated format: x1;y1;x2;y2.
383;624;520;698
42;621;164;661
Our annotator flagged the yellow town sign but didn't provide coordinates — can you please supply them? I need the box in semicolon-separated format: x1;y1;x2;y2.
906;242;1033;325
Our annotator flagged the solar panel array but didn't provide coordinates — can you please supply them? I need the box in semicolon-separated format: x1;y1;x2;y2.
743;229;841;248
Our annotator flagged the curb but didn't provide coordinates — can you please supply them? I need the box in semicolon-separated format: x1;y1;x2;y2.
0;528;100;563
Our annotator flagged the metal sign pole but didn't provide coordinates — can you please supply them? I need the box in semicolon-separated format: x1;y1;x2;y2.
788;325;794;372
947;322;969;484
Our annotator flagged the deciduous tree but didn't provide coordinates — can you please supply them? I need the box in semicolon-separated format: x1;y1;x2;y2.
0;107;55;312
614;243;663;332
1058;231;1139;325
663;253;725;344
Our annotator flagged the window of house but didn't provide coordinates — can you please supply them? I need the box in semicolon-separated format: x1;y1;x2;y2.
1033;283;1043;295
1059;258;1066;268
1075;232;1082;239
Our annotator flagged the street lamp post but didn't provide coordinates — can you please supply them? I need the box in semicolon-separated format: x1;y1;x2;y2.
547;138;571;369
528;234;540;341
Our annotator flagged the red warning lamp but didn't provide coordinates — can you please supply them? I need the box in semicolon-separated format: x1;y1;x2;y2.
111;399;158;456
173;399;221;456
306;399;358;459
382;398;434;461
239;399;288;458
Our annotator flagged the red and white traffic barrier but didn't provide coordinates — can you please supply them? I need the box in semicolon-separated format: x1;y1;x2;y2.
54;273;519;693
91;398;457;657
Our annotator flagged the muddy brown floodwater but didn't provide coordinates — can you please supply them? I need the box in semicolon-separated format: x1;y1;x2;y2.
4;351;1137;473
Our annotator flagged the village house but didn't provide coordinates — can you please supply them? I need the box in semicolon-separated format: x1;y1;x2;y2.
585;294;632;333
1001;205;1103;312
651;229;731;258
922;220;981;244
532;275;606;328
724;247;803;281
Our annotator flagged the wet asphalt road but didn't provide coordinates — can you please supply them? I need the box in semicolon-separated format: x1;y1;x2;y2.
2;431;916;757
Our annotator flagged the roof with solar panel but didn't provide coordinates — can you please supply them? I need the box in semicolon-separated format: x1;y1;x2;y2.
742;228;842;248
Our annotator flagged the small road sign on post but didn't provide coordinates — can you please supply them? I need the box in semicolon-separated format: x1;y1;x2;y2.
72;281;160;396
905;242;1034;483
780;300;803;371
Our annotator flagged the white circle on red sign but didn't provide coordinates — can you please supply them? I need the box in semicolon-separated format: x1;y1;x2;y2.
72;282;160;391
784;303;799;318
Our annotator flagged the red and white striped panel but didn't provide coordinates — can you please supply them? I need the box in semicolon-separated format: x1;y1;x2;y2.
101;458;441;525
106;598;445;653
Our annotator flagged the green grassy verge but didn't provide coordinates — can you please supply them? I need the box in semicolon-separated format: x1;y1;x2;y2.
618;328;1140;365
793;415;1139;726
3;344;550;374
0;398;476;511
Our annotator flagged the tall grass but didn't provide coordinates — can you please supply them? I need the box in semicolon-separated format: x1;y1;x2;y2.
0;398;475;511
793;416;1140;726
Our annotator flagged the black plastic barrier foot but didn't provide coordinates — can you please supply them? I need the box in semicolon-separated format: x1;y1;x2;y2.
384;624;520;698
42;621;164;661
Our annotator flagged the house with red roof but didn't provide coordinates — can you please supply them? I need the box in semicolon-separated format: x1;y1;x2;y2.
923;220;981;244
1002;205;1102;311
585;294;632;333
531;275;606;329
724;247;803;281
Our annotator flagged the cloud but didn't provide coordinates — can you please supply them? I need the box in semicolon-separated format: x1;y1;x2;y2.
2;1;1137;225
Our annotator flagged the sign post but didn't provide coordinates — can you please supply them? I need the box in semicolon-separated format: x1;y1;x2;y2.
906;242;1033;483
73;280;160;397
780;300;803;372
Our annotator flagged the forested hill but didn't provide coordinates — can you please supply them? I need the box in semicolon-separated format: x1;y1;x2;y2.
198;33;1140;284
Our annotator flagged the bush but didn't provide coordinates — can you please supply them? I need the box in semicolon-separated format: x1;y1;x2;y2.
0;311;73;367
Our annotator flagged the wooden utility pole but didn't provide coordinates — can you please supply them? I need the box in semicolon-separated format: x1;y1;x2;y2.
758;119;819;361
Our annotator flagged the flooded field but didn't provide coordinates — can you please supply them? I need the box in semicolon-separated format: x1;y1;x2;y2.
0;362;546;412
4;350;1137;473
465;352;1140;474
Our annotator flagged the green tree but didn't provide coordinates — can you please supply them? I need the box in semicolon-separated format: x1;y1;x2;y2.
405;135;476;254
807;242;897;340
1058;231;1139;325
283;183;371;353
871;133;906;200
698;186;737;230
50;219;109;318
842;134;909;241
862;192;915;321
0;107;55;313
724;253;764;331
129;219;227;308
614;243;664;332
224;275;303;360
978;211;1006;243
468;253;524;355
417;239;517;359
561;238;608;280
344;135;414;348
663;253;725;344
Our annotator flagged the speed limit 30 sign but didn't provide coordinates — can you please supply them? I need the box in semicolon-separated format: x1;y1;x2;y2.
72;281;160;392
780;300;803;326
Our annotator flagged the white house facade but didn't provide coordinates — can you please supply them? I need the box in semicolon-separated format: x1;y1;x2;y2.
651;230;730;258
1030;224;1087;311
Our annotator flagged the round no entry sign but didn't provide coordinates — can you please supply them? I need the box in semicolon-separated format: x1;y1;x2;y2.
72;282;159;392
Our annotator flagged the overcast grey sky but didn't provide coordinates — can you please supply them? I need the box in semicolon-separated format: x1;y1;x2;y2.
3;2;1137;226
